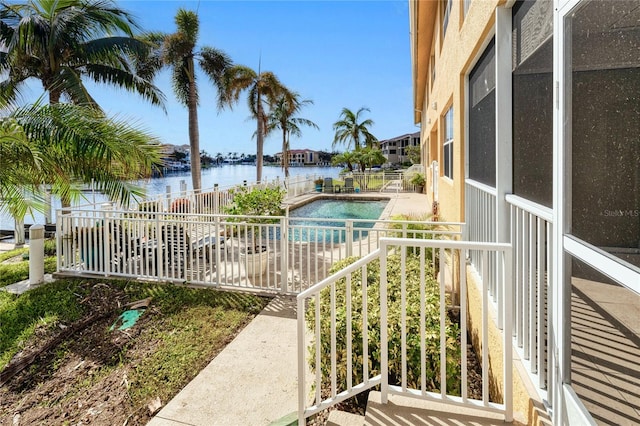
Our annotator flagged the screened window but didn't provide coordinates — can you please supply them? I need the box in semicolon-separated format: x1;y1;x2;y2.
443;107;454;179
468;38;495;187
567;0;640;269
512;0;553;207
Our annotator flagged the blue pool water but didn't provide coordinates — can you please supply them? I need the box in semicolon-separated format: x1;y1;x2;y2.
288;199;388;243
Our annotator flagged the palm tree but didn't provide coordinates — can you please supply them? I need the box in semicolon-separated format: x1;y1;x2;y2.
0;0;164;108
266;93;318;178
332;107;378;151
331;151;358;172
354;147;386;172
220;65;290;182
0;102;163;218
148;9;233;191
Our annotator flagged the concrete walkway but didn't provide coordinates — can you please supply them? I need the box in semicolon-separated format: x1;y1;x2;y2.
147;296;301;426
146;192;434;426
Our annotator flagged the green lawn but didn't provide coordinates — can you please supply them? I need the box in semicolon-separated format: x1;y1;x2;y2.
0;277;269;422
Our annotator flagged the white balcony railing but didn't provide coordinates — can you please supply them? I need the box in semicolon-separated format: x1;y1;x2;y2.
296;238;513;425
506;194;553;395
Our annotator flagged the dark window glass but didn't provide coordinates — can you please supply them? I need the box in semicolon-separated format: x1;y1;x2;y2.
512;0;553;207
468;38;496;186
443;0;452;37
568;0;640;268
444;107;454;179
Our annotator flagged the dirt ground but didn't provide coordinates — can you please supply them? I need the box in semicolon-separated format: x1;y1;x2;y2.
0;282;247;426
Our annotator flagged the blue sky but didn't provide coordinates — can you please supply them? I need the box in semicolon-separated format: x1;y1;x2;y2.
36;1;415;156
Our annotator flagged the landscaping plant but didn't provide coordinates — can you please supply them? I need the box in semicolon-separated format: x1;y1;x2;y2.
306;254;461;398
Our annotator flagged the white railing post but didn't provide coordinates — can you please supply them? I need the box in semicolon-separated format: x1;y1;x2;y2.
380;239;389;403
213;184;219;214
281;216;289;292
345;220;353;257
29;224;45;286
297;294;306;426
180;179;187;197
503;248;513;422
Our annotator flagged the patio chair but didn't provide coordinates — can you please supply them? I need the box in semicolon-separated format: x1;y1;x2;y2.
162;224;225;276
323;177;334;193
344;177;355;193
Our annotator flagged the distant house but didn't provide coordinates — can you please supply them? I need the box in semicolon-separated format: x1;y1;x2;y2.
379;131;420;165
275;149;320;166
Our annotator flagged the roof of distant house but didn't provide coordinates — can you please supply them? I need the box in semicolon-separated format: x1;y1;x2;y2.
378;131;420;145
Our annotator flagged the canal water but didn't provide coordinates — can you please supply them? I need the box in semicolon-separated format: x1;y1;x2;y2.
1;165;342;231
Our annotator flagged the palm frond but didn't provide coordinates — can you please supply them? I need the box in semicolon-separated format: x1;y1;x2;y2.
198;46;232;87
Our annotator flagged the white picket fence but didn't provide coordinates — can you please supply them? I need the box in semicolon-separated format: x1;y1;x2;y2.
56;207;462;294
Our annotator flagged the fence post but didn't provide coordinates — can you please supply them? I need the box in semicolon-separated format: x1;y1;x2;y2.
101;203;112;276
215;215;221;285
166;185;171;211
180;179;187;197
213;184;219;214
380;239;389;403
346;220;353;257
29;224;45;286
280;216;289;292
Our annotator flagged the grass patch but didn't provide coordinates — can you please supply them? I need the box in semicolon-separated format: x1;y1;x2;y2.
0;256;57;287
0;279;88;369
0;247;28;263
128;304;251;405
0;278;269;424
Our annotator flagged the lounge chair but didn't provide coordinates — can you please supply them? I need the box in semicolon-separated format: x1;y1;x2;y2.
344;177;354;193
162;224;225;278
323;177;334;193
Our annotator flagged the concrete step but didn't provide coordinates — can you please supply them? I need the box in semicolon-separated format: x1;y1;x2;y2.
363;391;509;426
326;410;365;426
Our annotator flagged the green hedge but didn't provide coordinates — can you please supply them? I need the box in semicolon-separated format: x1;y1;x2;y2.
307;253;461;396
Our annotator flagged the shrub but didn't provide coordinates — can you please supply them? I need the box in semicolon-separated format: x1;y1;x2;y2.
387;213;450;264
306;254;461;397
409;173;426;187
224;186;285;220
44;238;57;256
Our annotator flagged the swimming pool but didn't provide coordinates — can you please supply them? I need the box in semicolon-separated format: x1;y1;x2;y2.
288;198;388;242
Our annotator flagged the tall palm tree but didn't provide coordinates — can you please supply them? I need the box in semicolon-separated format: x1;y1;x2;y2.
266;93;318;178
0;102;163;218
220;65;290;182
332;107;378;152
149;9;233;191
0;0;164;108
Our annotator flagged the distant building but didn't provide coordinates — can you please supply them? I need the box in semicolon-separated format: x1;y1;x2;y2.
275;149;320;166
379;131;420;165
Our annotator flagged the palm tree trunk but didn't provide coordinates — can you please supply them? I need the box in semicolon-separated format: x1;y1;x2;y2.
256;95;264;182
187;61;202;192
282;127;289;178
48;86;73;211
